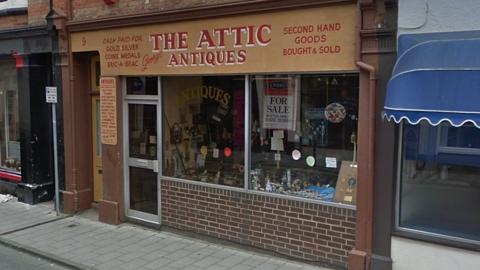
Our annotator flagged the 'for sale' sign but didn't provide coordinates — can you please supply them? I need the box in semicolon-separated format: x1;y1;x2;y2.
262;77;297;130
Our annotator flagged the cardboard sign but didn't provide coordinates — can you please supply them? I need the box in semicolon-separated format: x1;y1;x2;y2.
100;77;117;145
334;161;357;205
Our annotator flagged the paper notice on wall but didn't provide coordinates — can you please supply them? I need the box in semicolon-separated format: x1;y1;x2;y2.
262;77;297;130
100;77;117;145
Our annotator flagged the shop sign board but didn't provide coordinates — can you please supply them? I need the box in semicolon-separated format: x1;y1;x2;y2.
100;77;117;145
72;4;357;75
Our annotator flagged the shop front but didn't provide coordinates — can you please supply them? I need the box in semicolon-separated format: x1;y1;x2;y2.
0;26;59;205
384;31;480;269
70;3;361;267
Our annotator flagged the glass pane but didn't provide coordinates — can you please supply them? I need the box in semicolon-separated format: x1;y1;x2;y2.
128;104;157;159
129;167;158;215
249;74;359;204
126;76;158;95
162;76;245;188
400;122;480;241
441;124;480;149
0;60;20;173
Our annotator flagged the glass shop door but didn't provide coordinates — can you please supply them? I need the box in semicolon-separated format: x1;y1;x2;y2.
125;101;160;224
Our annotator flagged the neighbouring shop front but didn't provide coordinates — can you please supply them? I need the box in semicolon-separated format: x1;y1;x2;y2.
0;26;59;204
70;4;361;267
384;31;480;269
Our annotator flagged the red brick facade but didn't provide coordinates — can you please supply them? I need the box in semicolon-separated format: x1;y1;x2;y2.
27;0;49;25
0;14;27;30
162;180;356;268
28;0;67;25
71;0;244;21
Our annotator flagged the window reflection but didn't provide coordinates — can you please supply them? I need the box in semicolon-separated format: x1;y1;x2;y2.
400;122;480;241
0;60;20;173
162;76;245;187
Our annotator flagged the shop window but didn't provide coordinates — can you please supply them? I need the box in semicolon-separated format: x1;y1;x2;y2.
249;74;358;203
398;121;480;242
162;76;245;188
126;76;158;95
0;60;20;173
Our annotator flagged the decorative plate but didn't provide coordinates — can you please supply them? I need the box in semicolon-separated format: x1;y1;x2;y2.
292;149;301;160
324;102;346;123
306;156;316;167
224;147;232;158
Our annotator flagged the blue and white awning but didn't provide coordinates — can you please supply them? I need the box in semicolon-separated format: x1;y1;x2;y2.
383;31;480;128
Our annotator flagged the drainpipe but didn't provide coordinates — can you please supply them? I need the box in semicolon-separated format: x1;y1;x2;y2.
46;0;70;213
350;61;377;270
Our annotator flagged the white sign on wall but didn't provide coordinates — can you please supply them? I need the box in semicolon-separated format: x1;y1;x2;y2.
45;86;57;104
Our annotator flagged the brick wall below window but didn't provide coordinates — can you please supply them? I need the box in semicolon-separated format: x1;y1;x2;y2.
161;180;356;268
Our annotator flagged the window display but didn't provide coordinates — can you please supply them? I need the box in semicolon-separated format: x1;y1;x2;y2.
249;74;358;203
399;122;480;242
162;76;245;187
0;60;20;173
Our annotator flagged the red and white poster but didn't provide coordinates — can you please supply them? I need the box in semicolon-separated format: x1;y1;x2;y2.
262;77;297;130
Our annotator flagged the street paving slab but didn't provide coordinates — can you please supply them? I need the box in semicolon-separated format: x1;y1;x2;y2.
0;199;334;270
0;243;72;270
0;199;62;235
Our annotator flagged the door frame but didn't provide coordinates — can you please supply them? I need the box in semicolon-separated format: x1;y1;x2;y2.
122;78;162;225
91;95;103;202
90;56;102;203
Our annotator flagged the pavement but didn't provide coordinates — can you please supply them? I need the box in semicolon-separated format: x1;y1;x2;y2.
0;243;71;270
0;198;335;270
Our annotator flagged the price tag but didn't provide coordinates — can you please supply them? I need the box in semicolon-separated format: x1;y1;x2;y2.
325;157;337;168
213;148;219;158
